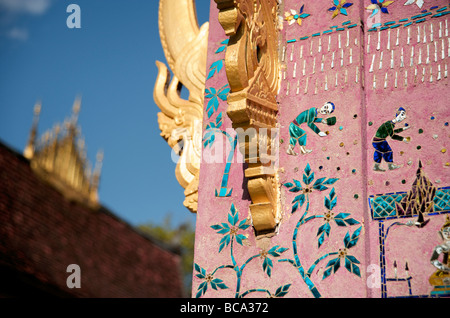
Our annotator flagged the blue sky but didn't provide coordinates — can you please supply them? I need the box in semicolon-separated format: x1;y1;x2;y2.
0;0;211;228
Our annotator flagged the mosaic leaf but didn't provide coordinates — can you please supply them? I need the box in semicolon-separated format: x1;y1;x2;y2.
263;257;273;277
219;234;231;252
323;266;333;279
303;171;314;185
274;284;291;297
304;163;312;176
196;281;208;298
343;231;350;247
268;245;289;257
207;59;224;80
344;218;360;226
344;226;362;249
228;210;238;226
289;186;302;192
206;97;219;118
292;201;299;213
299;4;305;13
323;178;339;185
205;86;229;118
238;218;250;230
194;263;206;278
344;256;361;277
235;234;246;246
335;212;350;219
215;39;229;54
323;257;340;279
334;218;347;226
293;179;302;188
346;255;360;264
317;223;331;237
210;278;228;290
324;188;337;210
318;232;325;248
217;227;229;235
291;193;306;213
317;223;331;248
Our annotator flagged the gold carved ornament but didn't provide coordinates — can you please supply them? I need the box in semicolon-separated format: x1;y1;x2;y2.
214;0;281;234
153;0;209;213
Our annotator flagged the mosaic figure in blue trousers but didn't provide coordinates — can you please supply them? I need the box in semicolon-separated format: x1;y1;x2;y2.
372;107;410;171
287;102;336;156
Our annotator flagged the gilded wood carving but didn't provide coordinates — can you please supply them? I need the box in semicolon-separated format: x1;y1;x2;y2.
214;0;281;233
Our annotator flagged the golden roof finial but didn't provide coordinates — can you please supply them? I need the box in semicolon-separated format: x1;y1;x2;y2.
24;100;42;159
25;97;102;209
72;95;81;116
90;149;104;202
34;100;42;116
69;96;82;132
93;149;104;179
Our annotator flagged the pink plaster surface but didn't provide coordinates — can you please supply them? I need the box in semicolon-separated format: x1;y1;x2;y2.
193;0;449;298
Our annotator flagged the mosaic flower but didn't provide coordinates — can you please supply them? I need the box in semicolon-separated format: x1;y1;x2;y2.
328;0;354;19
322;226;362;279
284;4;310;26
210;203;250;252
194;263;229;298
202;112;222;148
316;190;360;247
260;245;289;277
204;84;230;118
366;0;395;17
404;0;424;9
283;163;338;214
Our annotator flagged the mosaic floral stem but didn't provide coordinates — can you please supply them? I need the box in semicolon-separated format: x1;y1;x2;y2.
286;196;324;298
240;289;272;298
216;132;238;197
228;233;262;298
307;252;339;277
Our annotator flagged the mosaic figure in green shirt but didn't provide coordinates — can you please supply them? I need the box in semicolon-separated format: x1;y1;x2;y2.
287;102;336;155
372;107;410;171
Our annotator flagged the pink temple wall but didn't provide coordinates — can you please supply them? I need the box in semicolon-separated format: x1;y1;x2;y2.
193;0;449;298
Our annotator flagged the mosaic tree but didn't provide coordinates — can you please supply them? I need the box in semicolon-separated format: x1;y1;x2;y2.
202;38;237;197
194;203;292;298
280;163;362;298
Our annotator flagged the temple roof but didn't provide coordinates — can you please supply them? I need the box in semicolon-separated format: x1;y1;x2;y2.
23;97;103;208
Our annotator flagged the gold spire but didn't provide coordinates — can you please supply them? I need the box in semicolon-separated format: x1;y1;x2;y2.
25;98;102;208
23;100;41;159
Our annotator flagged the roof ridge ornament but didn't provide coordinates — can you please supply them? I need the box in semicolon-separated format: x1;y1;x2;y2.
24;97;102;208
